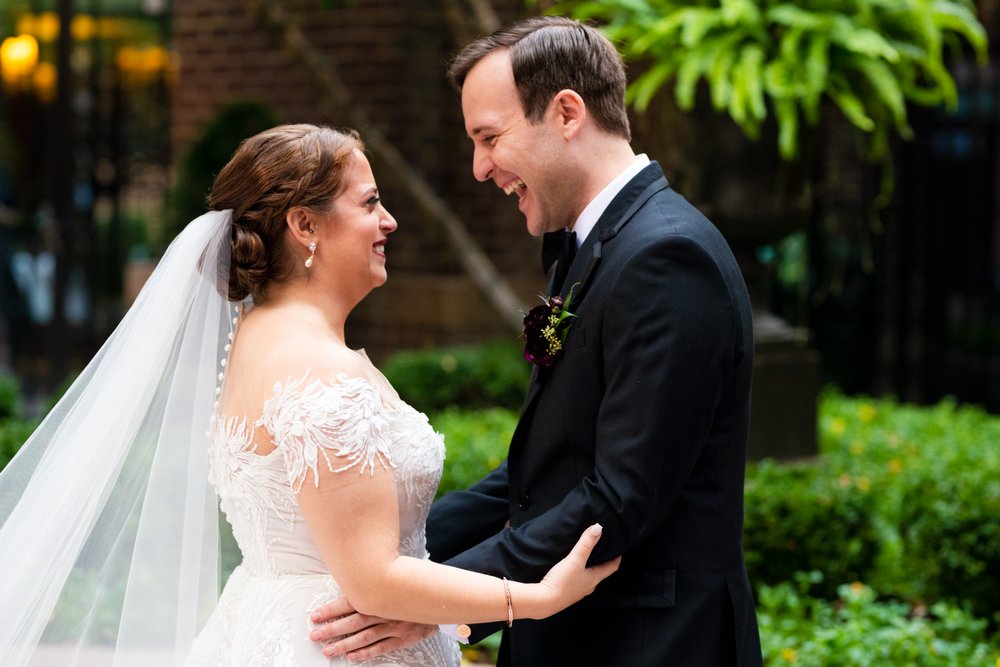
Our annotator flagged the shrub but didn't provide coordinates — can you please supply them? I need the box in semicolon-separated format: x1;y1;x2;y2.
746;390;1000;620
758;573;999;665
431;407;517;498
0;417;36;470
819;394;1000;620
383;339;529;413
0;371;20;419
744;460;879;599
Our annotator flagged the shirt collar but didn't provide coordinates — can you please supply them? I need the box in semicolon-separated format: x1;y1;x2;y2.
571;154;651;248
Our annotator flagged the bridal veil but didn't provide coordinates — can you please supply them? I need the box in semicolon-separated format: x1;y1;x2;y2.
0;210;236;665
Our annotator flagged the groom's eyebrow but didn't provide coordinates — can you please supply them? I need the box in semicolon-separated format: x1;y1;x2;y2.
467;124;494;139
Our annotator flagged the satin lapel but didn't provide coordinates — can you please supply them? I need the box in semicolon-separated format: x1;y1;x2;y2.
516;164;671;429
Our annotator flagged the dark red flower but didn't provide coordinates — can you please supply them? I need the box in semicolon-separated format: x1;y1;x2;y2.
521;291;576;367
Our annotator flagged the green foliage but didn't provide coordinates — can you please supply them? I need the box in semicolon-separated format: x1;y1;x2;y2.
382;339;529;413
744;459;879;599
758;573;999;665
0;417;35;470
431;407;517;498
0;372;32;470
0;372;20;419
161;101;278;251
746;390;1000;620
556;0;988;160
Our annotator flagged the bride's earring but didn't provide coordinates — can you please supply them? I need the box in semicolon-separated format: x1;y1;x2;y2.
305;241;317;269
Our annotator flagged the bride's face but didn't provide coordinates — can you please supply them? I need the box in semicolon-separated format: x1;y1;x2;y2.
315;149;397;296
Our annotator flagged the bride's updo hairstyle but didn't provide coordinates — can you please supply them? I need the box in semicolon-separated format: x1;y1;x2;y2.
208;123;364;303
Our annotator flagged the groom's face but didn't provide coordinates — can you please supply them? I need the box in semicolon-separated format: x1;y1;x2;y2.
460;50;577;236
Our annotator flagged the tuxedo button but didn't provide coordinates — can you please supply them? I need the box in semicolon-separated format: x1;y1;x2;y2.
518;494;531;510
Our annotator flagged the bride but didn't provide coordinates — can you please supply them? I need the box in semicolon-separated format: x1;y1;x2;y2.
0;124;618;666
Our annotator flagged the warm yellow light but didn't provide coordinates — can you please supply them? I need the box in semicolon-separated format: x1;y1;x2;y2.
1;34;40;84
34;12;61;43
15;14;34;37
116;45;139;71
117;45;172;83
33;61;57;103
143;46;169;71
72;15;98;41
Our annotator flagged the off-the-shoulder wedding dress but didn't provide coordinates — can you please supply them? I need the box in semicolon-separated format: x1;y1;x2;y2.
185;372;461;667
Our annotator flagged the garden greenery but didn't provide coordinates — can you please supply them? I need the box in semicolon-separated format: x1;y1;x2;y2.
382;339;529;413
758;572;997;664
554;0;988;160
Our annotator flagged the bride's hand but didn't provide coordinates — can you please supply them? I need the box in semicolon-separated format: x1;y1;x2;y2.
533;524;621;616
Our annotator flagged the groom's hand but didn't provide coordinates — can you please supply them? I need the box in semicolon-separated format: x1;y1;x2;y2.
309;598;437;661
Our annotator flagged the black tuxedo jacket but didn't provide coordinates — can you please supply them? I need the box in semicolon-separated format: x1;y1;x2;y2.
427;163;762;666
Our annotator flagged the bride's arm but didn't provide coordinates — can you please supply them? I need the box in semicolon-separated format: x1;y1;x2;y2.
295;441;613;625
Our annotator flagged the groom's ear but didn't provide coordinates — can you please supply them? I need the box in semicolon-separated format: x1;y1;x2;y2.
285;207;315;247
550;89;586;140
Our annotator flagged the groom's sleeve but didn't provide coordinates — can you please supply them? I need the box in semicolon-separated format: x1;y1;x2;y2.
426;458;510;564
440;235;739;583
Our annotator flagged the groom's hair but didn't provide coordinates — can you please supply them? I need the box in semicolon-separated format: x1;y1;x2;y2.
447;16;631;142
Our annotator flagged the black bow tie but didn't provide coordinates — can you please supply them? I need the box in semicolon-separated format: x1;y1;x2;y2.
541;230;577;274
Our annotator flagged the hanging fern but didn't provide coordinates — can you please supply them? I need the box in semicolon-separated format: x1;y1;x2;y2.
555;0;988;160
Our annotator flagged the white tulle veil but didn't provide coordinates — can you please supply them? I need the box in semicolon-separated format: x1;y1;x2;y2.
0;210;237;666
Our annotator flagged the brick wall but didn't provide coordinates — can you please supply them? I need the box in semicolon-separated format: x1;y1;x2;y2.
171;0;540;362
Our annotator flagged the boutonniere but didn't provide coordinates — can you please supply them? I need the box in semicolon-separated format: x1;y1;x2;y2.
522;284;578;367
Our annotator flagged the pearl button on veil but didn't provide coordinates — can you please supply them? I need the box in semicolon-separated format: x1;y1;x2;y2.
0;210;236;665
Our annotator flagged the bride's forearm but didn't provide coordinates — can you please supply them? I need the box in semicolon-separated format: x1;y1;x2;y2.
341;555;550;625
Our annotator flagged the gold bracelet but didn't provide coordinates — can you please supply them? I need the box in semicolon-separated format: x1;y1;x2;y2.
501;577;513;627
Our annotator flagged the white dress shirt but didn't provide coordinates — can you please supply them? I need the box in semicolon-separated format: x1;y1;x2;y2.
571;154;651;248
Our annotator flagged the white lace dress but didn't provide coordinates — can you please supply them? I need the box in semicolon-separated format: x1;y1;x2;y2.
185;373;462;667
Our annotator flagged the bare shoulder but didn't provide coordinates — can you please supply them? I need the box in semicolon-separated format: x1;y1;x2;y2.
223;305;372;407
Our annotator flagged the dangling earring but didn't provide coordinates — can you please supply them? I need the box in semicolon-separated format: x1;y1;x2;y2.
305;241;317;268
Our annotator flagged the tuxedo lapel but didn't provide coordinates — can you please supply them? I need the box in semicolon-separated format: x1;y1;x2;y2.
516;163;671;426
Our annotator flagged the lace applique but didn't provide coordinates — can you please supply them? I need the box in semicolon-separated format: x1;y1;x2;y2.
259;373;394;492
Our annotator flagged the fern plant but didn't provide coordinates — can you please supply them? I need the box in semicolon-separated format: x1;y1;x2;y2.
556;0;988;161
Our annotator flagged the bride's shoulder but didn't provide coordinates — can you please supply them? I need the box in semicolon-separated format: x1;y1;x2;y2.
234;309;371;391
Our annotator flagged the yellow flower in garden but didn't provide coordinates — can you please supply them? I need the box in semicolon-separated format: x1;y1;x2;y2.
780;647;798;663
858;403;876;422
830;417;847;435
888;459;902;474
857;476;871;492
850;581;865;595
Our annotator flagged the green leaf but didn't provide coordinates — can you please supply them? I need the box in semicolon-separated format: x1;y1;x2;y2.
708;36;742;110
675;42;711;110
930;1;989;63
629;11;689;55
763;59;796;99
775;97;800;159
627;60;675;112
680;8;722;48
721;0;761;27
828;77;876;133
765;5;826;31
849;56;908;129
801;34;830;124
739;44;767;122
829;16;901;63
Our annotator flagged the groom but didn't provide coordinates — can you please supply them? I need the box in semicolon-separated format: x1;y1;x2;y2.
313;16;762;665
